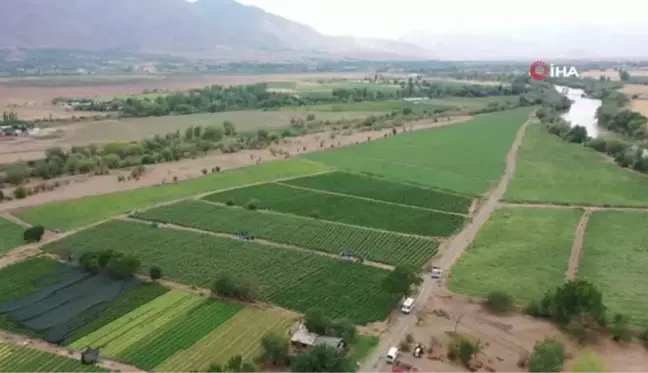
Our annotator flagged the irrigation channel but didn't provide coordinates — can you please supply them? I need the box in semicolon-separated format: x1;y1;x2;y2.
555;85;602;137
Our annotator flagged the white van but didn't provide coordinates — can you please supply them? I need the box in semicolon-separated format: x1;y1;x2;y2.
386;347;399;364
400;297;415;314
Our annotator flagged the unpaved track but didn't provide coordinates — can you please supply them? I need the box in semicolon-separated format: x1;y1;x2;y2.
362;116;532;372
501;202;648;212
566;209;592;281
0;329;144;372
121;216;395;271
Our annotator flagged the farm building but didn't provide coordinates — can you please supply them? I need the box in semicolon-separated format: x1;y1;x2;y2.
290;326;346;350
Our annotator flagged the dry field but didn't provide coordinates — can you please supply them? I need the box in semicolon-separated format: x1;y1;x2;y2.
623;84;648;97
581;68;648;81
427;78;505;86
373;289;648;373
630;99;648;117
0;116;471;211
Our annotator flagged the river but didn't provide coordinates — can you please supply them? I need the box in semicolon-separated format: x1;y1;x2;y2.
555;85;602;138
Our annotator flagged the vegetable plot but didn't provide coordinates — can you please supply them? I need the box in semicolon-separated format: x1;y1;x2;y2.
203;182;465;236
44;220;397;323
136;200;439;266
0;217;25;255
282;171;472;213
0;342;107;372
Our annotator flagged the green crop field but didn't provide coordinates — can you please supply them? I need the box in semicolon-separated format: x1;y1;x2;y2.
204;182;464;236
63;111;374;144
17;159;332;231
0;217;25;255
135;200;439;266
579;211;648;327
158;307;295;372
282;171;473;213
304;108;532;195
73;290;242;370
448;208;582;303
43;220;397;323
282;96;518;113
505;124;648;206
0;342;107;372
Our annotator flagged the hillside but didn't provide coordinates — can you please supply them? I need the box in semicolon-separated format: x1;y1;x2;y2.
0;0;431;60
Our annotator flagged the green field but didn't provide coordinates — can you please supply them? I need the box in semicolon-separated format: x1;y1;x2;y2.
203;182;465;236
64;111;375;144
281;171;472;213
72;290;242;370
17;159;331;231
135;200;439;266
0;217;25;254
505;124;648;206
304;108;532;195
282;96;518;113
43;220;397;324
157;307;295;372
579;211;648;326
448;208;582;302
0;342;107;372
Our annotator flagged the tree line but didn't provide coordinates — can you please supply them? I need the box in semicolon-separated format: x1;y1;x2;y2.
596;91;647;140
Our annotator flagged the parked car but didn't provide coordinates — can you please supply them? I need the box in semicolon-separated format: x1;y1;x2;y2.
431;266;443;278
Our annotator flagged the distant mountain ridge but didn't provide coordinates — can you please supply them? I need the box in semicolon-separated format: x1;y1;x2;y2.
0;0;432;60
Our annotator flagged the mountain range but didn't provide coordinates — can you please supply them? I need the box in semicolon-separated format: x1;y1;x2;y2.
0;0;432;60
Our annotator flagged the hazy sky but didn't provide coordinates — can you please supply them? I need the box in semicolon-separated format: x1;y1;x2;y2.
230;0;645;39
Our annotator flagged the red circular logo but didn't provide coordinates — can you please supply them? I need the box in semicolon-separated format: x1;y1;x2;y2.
529;61;549;80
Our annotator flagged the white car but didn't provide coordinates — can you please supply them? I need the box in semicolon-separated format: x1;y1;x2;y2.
431;266;443;279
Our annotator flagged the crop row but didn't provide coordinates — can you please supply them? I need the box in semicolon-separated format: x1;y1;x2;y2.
0;343;107;372
157;307;294;372
0;217;25;255
44;220;396;323
136;200;438;266
282;171;472;213
203;182;465;237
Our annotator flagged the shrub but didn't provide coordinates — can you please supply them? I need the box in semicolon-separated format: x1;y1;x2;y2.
149;266;163;281
611;314;632;342
529;339;565;372
211;273;259;301
245;198;260;210
117;175;126;182
225;200;236;206
640;328;648;347
23;225;46;242
486;291;514;314
202;168;208;175
13;186;28;199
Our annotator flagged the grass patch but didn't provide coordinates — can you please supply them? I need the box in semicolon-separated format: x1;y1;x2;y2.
580;211;648;327
43;220;397;324
17;159;332;231
282;171;472;213
448;208;581;302
349;335;380;363
505;124;648;206
304;108;532;195
203;182;464;236
0;217;25;254
135;200;439;266
0;342;107;372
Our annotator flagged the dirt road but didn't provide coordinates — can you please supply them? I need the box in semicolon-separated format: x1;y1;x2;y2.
0;329;144;372
565;209;592;281
361;117;532;372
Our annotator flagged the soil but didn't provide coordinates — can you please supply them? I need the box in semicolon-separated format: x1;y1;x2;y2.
0;329;143;372
565;209;592;281
0;116;471;212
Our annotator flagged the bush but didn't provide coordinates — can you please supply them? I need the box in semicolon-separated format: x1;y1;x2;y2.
486;291;514;314
640;328;648;347
149;266;163;281
23;225;46;243
245;198;260;210
611;314;632;342
106;255;141;279
211;273;259;301
202;168;208;175
13;186;28;199
225;200;236;206
529;339;565;372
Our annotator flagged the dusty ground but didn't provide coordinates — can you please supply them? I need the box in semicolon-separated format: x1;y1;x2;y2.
378;290;648;373
581;69;648;81
0;116;472;211
565;209;591;281
623;84;648;97
630;99;648;118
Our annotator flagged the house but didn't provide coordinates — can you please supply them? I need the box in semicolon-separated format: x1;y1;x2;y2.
81;348;99;365
290;326;346;350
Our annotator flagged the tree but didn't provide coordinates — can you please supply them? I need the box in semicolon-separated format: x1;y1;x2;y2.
382;265;422;297
486;291;514;314
619;70;630;81
212;273;238;297
149;266;163;281
106;255;141;279
223;121;236;136
260;332;290;366
5;163;29;185
78;252;101;273
291;345;356;372
529;339;565;372
329;318;357;342
209;355;255;372
0;189;4;201
211;273;259;300
611;314;632;342
304;307;331;335
98;250;117;268
529;280;606;328
23;225;45;243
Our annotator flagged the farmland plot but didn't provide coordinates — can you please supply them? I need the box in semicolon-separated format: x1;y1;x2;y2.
44;220;397;323
580;211;648;326
0;342;107;372
136;200;439;266
282;171;472;213
304;108;532;195
203;183;465;236
448;208;581;303
17;159;332;231
73;290;242;370
156;308;294;372
0;217;25;255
